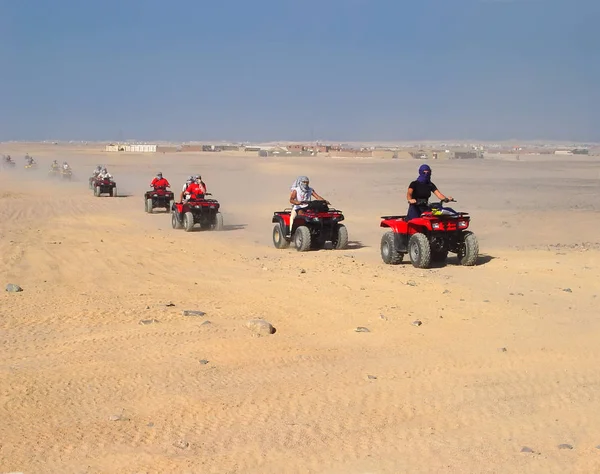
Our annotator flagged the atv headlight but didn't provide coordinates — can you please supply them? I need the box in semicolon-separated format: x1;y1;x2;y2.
312;217;320;222
458;220;467;228
153;194;158;197
432;222;440;229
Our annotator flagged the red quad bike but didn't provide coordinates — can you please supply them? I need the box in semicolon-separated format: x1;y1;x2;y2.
91;177;118;197
171;193;223;232
272;200;348;251
380;199;479;268
145;187;174;213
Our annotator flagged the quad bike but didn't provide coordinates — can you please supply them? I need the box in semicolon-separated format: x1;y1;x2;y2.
145;187;174;213
48;167;61;178
171;193;223;232
24;162;38;170
379;199;478;269
61;168;73;181
271;200;348;251
91;176;118;197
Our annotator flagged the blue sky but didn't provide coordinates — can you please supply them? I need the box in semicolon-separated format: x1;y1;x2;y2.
0;0;598;142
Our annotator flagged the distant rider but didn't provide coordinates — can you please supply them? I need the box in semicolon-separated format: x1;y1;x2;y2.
26;155;35;165
50;160;60;171
98;167;112;180
406;164;453;220
62;161;71;171
288;175;328;236
92;165;102;177
150;172;170;189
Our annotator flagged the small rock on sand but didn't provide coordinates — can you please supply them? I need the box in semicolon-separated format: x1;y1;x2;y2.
412;320;422;327
182;310;206;317
558;444;573;450
5;284;23;292
139;319;159;325
246;319;276;336
355;327;370;333
520;446;534;453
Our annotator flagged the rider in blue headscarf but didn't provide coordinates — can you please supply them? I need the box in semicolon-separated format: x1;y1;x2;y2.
405;164;453;220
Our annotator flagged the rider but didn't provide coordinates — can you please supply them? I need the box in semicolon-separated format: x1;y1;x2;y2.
288;176;328;235
92;165;102;177
180;176;206;202
26;155;35;165
98;167;112;179
62;161;71;171
406;164;453;220
50;160;60;171
150;172;170;189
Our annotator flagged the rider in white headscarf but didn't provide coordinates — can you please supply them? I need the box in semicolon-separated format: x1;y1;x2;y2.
288;176;328;236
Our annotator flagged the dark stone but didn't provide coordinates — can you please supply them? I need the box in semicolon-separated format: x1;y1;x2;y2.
558;444;573;450
355;327;370;333
520;446;534;453
412;320;422;327
182;310;206;317
246;319;276;336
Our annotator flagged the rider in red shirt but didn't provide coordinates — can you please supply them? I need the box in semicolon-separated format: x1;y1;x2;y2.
180;176;206;201
150;172;170;189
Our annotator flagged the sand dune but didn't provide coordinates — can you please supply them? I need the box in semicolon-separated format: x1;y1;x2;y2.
1;144;600;473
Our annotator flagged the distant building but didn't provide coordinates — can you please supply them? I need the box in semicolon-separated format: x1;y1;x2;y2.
105;144;157;152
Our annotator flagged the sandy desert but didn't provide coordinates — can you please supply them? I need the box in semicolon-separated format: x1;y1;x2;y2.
1;143;600;474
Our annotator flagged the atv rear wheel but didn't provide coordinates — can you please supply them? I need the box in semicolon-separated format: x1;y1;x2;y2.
332;224;349;250
457;231;479;266
294;226;311;252
183;212;195;232
380;231;404;264
214;212;224;231
146;198;153;213
409;233;432;269
272;224;290;249
171;211;183;229
169;199;174;211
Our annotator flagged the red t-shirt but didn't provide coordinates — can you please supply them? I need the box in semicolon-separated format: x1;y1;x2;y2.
151;177;170;188
185;182;206;200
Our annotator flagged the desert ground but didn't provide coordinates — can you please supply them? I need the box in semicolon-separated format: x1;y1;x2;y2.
1;144;600;474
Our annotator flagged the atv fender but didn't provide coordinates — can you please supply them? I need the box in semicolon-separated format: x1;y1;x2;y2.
272;215;288;236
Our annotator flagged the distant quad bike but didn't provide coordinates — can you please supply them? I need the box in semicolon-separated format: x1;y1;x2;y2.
92;177;118;197
61;169;73;181
171;193;223;232
24;162;38;170
272;200;348;251
380;199;479;269
145;187;174;213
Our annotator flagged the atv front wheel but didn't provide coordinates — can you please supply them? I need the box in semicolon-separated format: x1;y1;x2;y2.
146;198;153;213
171;211;183;229
213;212;224;231
294;226;311;252
112;187;118;197
94;186;101;197
332;224;349;250
272;224;290;249
409;233;431;269
183;211;195;232
380;231;404;264
457;231;479;266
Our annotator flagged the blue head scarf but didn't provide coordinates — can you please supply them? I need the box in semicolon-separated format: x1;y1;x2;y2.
417;164;431;183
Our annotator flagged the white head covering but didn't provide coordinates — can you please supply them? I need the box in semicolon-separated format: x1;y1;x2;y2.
291;176;310;192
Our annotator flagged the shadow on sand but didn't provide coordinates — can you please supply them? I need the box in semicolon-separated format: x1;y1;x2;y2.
429;253;496;268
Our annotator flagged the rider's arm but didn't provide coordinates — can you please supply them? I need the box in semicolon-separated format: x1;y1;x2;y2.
289;189;302;205
311;190;328;203
407;187;417;204
433;189;452;201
